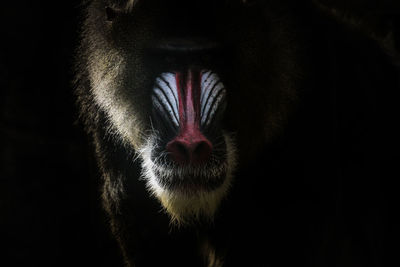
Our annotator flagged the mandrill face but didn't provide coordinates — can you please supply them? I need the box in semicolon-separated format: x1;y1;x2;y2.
79;0;302;224
140;69;237;223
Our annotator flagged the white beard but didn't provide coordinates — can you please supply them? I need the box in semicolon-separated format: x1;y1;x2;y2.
138;133;237;225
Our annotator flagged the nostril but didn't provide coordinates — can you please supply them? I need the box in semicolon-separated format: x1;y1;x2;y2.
193;141;212;161
167;141;186;164
175;142;190;160
166;138;213;165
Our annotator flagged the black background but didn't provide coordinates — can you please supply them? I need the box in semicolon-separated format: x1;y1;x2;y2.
0;1;123;266
0;1;399;267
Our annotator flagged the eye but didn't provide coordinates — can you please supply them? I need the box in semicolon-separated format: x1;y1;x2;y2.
105;6;119;21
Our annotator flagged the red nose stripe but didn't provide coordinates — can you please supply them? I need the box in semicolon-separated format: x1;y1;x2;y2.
166;70;213;164
176;70;201;131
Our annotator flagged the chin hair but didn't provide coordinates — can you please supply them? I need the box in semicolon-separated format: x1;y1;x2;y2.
138;133;237;226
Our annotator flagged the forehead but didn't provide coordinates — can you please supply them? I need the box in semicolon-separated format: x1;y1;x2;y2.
106;0;234;8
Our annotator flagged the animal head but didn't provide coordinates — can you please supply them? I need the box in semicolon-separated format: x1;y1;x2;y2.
77;0;303;224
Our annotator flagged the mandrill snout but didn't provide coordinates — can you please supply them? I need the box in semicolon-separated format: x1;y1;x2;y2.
152;68;227;167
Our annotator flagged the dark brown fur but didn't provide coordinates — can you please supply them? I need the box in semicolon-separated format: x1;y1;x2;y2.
75;1;397;266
